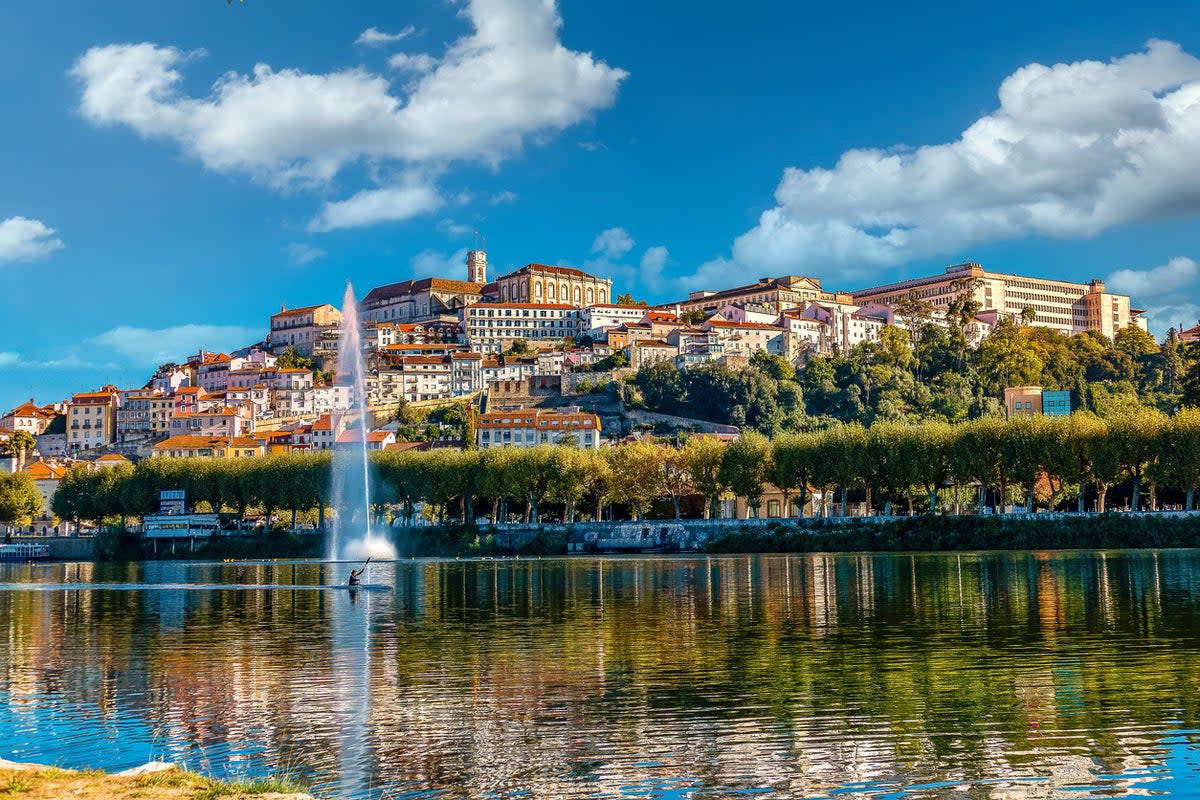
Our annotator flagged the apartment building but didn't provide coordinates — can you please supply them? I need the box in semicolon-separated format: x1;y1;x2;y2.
477;408;602;449
169;406;253;438
578;304;648;338
852;262;1144;338
268;303;341;356
462;303;578;353
66;390;118;452
116;392;174;441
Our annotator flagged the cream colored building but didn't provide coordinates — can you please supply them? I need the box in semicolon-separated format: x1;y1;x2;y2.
670;275;845;315
269;303;342;356
852;262;1143;338
462;303;579;353
493;264;612;307
66;390;118;452
477;408;602;449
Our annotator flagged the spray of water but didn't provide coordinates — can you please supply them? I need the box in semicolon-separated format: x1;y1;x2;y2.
329;282;396;561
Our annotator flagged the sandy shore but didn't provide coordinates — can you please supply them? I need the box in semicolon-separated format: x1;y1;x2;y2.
0;759;314;799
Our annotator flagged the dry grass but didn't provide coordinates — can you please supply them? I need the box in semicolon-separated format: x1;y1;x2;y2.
0;765;312;800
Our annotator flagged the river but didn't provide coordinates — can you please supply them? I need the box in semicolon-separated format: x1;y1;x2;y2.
1;551;1199;798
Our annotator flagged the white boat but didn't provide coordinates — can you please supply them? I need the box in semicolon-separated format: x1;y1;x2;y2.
0;543;52;562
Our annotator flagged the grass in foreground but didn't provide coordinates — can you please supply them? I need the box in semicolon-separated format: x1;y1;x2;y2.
0;765;311;799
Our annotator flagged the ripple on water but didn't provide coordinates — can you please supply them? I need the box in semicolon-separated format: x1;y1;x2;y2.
1;552;1200;798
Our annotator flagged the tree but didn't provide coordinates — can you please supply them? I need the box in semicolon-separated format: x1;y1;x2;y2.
616;293;648;307
604;442;665;520
276;347;315;371
52;465;100;528
809;423;867;517
0;431;37;471
1161;328;1184;393
1019;307;1037;327
1155;409;1200;510
546;448;598;522
1106;409;1166;511
660;448;694;519
720;432;771;518
771;432;819;517
683;436;727;519
979;319;1043;391
0;473;41;526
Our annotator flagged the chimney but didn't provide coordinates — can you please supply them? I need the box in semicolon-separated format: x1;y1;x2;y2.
467;250;487;284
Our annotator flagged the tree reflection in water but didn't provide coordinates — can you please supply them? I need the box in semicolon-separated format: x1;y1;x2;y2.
0;551;1198;798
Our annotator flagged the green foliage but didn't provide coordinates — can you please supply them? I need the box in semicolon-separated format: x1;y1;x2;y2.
0;472;42;524
275;347;314;371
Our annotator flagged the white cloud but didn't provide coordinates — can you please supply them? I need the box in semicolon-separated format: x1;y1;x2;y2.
438;219;475;237
309;179;443;232
1108;256;1198;299
639;246;670;291
488;190;518;205
410;247;470;279
388;52;438;74
592;227;634;259
0;217;64;264
286;242;325;265
703;40;1200;283
1107;256;1200;336
88;324;261;366
71;0;627;218
355;26;416;47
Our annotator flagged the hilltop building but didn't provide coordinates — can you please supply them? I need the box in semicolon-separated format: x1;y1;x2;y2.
852;263;1145;338
268;303;341;356
493;263;612;307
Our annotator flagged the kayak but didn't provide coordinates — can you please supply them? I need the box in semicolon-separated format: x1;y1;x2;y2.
341;583;391;592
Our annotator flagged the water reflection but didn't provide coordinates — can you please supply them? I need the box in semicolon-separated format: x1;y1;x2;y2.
0;552;1199;798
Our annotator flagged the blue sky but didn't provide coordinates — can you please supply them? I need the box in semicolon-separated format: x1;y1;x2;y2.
2;0;1200;409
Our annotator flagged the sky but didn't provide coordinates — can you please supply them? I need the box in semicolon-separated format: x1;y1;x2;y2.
2;0;1200;409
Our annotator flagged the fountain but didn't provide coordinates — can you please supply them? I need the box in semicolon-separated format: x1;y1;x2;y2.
328;282;396;562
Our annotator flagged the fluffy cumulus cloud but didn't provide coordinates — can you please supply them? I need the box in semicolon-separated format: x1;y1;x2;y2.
309;180;443;232
410;247;471;278
699;40;1200;285
355;26;415;47
584;228;671;294
1107;256;1200;336
591;227;634;259
71;0;627;229
88;324;261;366
0;217;64;264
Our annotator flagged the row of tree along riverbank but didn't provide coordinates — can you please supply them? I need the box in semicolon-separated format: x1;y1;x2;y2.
39;409;1200;538
91;512;1200;561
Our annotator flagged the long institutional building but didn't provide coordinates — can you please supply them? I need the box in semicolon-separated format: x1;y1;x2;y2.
851;262;1145;337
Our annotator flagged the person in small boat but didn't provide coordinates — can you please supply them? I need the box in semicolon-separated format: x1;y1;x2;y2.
348;568;364;587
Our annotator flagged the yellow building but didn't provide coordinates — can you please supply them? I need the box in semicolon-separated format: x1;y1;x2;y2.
671;275;839;315
66;390;118;452
493;264;612;307
852;262;1144;338
152;435;265;459
24;460;66;514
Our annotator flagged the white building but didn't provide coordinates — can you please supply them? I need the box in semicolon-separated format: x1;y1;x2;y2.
477;408;602;449
462;303;579;353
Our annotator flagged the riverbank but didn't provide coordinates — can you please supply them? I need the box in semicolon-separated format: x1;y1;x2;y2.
72;511;1200;561
704;513;1200;553
0;760;312;799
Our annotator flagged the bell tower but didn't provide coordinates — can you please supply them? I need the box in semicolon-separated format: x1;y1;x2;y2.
467;249;487;284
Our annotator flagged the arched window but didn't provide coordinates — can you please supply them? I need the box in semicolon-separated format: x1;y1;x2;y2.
501;285;509;301
587;288;594;304
574;286;581;303
535;282;542;299
560;283;569;302
549;284;556;300
599;289;607;304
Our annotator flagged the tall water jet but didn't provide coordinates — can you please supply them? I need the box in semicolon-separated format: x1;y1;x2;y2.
329;282;396;561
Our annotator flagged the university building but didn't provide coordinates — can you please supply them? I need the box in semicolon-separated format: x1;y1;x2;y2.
852;263;1145;338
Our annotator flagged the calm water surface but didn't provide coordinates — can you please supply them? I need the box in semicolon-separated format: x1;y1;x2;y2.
2;551;1200;798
